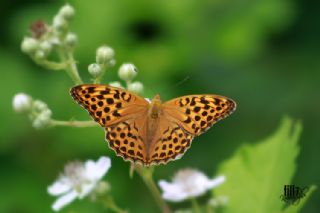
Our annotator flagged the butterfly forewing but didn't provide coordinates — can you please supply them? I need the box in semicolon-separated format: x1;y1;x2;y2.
70;84;148;127
162;95;236;136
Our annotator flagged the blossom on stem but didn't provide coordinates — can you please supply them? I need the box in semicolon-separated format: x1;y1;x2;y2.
88;63;103;78
12;93;32;113
30;100;52;129
48;156;111;211
109;81;124;88
127;81;144;94
118;63;137;82
158;168;225;202
96;45;115;66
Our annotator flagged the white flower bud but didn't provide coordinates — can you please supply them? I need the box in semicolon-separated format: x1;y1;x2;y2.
34;50;46;60
32;109;52;129
64;33;77;48
33;100;48;112
39;41;52;55
59;4;75;20
96;46;115;65
12;93;32;113
108;81;123;88
53;15;68;32
88;63;103;78
127;81;144;94
21;37;39;54
118;63;137;82
94;181;111;195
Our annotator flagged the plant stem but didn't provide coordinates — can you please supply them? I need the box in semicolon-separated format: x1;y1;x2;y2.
65;51;83;84
33;59;67;70
50;119;98;127
134;165;172;213
100;195;127;213
191;198;201;213
57;48;83;84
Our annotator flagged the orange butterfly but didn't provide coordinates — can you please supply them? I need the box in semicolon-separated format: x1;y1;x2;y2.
70;84;236;166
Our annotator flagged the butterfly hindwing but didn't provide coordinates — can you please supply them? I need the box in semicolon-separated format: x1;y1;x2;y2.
148;119;194;165
105;117;148;164
163;95;236;136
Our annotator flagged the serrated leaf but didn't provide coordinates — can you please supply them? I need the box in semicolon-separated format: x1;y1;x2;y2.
213;117;302;213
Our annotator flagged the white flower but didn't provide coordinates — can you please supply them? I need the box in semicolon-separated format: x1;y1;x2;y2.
158;169;225;202
12;93;32;113
48;156;111;211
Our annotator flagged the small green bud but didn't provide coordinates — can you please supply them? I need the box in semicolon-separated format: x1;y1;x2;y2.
96;45;115;65
32;109;52;129
64;33;77;49
94;181;111;195
127;81;144;94
21;37;39;54
208;196;229;208
33;100;48;112
59;4;75;20
118;63;137;82
108;81;123;88
34;50;46;60
12;93;33;113
39;41;52;55
53;15;68;32
88;63;103;78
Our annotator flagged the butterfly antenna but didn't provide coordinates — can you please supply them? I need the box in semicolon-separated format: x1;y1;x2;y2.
160;76;190;95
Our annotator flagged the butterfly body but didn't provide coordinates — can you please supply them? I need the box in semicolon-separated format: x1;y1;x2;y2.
70;84;236;166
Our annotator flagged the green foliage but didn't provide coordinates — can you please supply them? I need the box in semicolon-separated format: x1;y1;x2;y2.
283;185;317;213
213;117;314;213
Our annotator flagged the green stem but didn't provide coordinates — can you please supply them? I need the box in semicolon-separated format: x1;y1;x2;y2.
33;59;68;70
58;48;83;84
100;195;127;213
65;51;83;84
50;119;98;127
191;198;201;213
134;166;172;213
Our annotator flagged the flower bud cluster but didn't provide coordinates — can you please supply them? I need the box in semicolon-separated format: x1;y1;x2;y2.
21;4;77;62
88;45;116;80
118;63;143;94
13;93;52;129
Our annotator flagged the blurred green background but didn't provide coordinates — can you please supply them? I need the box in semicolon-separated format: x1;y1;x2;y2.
1;0;319;212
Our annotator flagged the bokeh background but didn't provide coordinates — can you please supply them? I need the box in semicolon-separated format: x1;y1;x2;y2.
1;0;319;212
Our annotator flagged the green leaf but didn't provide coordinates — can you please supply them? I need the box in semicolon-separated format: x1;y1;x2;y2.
282;185;317;213
213;117;303;213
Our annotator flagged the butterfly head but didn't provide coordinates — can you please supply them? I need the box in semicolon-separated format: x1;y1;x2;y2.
149;94;162;119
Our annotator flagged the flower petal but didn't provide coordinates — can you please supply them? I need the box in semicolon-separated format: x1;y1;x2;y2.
52;190;77;211
85;156;111;180
78;183;95;199
206;175;225;189
48;177;72;196
158;180;188;202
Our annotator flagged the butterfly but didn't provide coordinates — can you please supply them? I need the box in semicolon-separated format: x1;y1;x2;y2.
70;84;236;166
